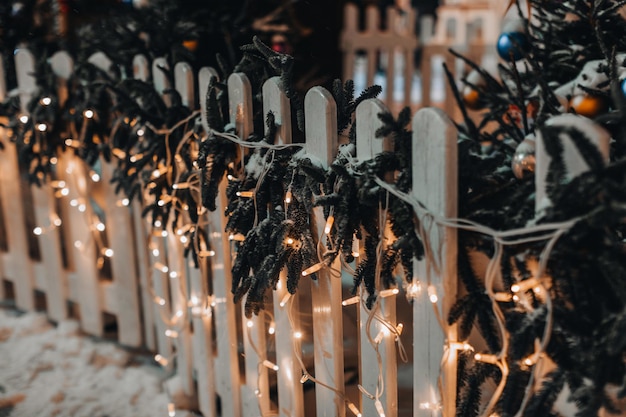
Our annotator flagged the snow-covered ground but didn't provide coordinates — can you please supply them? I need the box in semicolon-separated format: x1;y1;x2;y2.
0;309;171;417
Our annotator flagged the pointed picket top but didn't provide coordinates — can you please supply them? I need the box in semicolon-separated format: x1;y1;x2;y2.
227;71;269;417
411;107;458;417
355;97;397;417
174;62;195;109
152;57;171;107
356;99;393;161
14;48;36;113
227;73;253;140
535;114;610;213
199;67;220;133
263;76;303;417
343;3;358;34
50;51;74;80
304;87;337;164
304;86;346;417
133;55;150;82
263;77;292;145
88;52;114;76
366;6;380;34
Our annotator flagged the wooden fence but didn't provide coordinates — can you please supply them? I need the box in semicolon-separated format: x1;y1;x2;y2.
340;3;499;118
0;47;605;417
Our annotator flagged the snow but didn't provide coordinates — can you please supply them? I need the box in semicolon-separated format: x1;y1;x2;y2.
0;309;172;417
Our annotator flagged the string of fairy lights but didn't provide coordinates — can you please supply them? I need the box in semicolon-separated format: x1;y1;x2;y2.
7;54;581;417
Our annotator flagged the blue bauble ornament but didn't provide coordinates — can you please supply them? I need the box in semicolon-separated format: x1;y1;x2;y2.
621;78;626;98
497;32;528;61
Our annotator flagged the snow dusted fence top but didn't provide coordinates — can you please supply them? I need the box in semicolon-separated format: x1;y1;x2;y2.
0;46;609;417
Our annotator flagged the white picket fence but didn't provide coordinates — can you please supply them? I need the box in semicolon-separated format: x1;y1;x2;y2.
0;47;605;417
340;3;499;118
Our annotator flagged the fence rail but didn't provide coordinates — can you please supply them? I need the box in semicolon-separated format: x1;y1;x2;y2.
0;44;602;417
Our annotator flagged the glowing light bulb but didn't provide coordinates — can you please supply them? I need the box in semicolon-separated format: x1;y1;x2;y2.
52;217;62;227
293;331;303;339
83;109;94;119
268;323;275;335
37;123;47;132
165;329;178;338
246;320;254;328
60;187;70;196
347;402;362;417
19;115;28;124
33;227;43;236
169;271;178;279
78;203;86;212
262;360;279;371
41;97;52;106
324;215;334;235
428;285;438;303
91;172;100;182
342;296;359;306
96;223;106;232
137;128;145;136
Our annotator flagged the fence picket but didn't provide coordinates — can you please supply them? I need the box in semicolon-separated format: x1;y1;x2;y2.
226;72;271;417
175;62;195;109
205;74;243;417
263;76;304;417
15;48;68;319
305;87;345;417
131;53;158;351
0;109;34;310
411;107;458;417
355;99;397;417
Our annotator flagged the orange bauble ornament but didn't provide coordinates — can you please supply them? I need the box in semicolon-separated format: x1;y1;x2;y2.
182;40;199;52
462;86;482;110
570;95;608;118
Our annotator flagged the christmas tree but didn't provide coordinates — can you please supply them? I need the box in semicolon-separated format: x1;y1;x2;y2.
443;0;626;415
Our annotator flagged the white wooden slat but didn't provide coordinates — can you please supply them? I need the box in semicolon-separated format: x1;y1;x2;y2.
130;53;156;351
174;62;195;109
0;56;5;298
340;3;359;82
227;72;270;417
0;131;34;310
365;6;380;89
199;67;220;133
152;57;172;107
133;200;156;350
150;228;174;357
133;55;150;82
99;161;142;347
166;65;196;398
263;76;304;417
207;177;243;417
384;9;398;105
15;49;37;113
412;108;458;417
304;87;346;417
88;52;115;78
56;153;103;336
166;216;194;397
50;51;73;106
30;184;67;322
188;257;217;417
205;71;243;417
355;99;397;417
535;114;610;213
19;49;69;322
